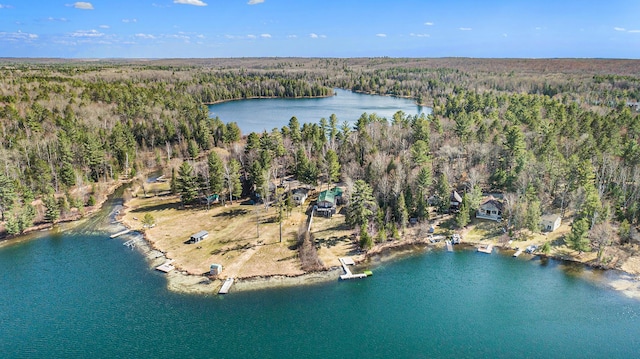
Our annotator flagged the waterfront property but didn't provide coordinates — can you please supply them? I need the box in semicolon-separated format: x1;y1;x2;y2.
189;230;209;244
477;197;503;222
219;277;234;294
292;188;309;206
156;260;175;273
316;188;343;217
541;214;562;232
210;263;223;276
450;190;463;212
339;257;368;280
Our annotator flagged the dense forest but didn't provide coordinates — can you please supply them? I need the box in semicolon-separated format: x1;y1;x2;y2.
1;58;639;255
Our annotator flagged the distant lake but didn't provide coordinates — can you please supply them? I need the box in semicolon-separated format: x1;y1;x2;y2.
2;192;640;358
208;88;430;134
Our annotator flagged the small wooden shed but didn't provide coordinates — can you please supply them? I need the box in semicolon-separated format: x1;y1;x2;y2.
189;230;209;244
541;214;561;232
210;263;223;276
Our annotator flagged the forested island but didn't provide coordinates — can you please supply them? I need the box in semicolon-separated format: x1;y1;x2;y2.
1;58;640;287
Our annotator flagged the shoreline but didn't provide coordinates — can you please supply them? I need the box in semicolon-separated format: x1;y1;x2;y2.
3;179;639;298
203;92;335;106
0;179;129;247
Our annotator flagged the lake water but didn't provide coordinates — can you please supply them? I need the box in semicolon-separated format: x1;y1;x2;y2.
2;194;640;358
208;88;429;134
2;92;640;358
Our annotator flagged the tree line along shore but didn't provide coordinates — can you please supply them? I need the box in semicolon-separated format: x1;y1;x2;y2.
1;58;640;279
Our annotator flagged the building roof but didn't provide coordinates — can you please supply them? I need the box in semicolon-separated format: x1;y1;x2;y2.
318;190;336;204
541;214;561;223
450;190;462;203
191;230;209;239
480;197;503;211
330;187;343;197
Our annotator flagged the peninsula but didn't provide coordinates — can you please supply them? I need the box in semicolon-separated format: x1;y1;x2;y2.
1;58;640;295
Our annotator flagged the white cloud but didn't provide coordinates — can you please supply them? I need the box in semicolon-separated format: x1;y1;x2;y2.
502;33;508;37
629;30;640;33
247;34;257;39
99;25;110;29
122;18;138;23
0;31;38;42
459;27;472;31
310;33;318;38
197;34;205;39
248;0;264;4
174;0;207;6
71;29;104;37
260;33;271;38
287;34;297;38
135;33;156;39
424;22;433;26
614;27;626;32
46;17;68;22
410;33;430;38
376;33;386;37
73;2;94;10
0;4;14;9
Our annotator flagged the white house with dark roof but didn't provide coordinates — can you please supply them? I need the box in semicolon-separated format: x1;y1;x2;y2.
476;197;503;222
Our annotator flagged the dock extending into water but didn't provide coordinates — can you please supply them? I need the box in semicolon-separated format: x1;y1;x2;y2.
219;278;234;294
123;238;138;249
156;260;175;273
339;257;368;280
477;244;494;254
110;229;131;238
513;249;523;257
445;240;453;252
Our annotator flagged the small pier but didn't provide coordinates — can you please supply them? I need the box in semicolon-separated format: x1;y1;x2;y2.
156;260;175;273
477;244;494;254
123;238;138;249
445;240;454;252
219;278;234;294
110;229;131;238
339;257;368;280
513;248;523;257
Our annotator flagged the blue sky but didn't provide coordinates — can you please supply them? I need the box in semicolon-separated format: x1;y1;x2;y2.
1;0;639;58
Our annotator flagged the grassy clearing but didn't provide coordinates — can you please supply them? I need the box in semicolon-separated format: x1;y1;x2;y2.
121;182;356;278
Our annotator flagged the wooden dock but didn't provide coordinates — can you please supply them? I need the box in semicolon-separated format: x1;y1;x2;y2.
156;260;175;273
123;238;138;249
477;244;494;254
339;257;368;280
445;240;454;252
110;229;131;238
513;249;523;257
219;278;234;294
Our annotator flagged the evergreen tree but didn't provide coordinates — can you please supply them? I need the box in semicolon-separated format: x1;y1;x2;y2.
224;159;242;203
566;218;590;252
396;192;409;231
326;149;341;183
177;161;198;204
456;194;470;228
0;173;16;221
435;172;451;214
524;199;542;232
207;151;224;194
43;194;60;223
347;180;376;228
